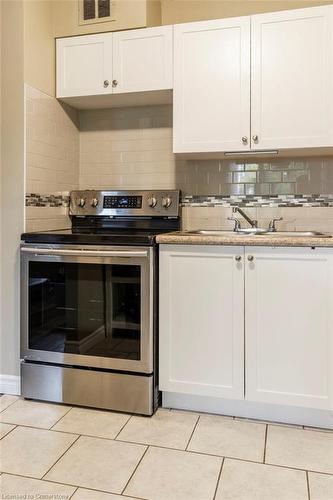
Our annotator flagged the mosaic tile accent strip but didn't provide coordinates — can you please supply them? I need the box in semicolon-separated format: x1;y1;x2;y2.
26;193;333;209
26;193;70;208
181;195;333;208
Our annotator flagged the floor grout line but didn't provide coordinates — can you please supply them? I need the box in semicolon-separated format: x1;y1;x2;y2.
68;486;78;499
306;470;311;500
0;424;18;441
0;422;82;436
213;457;225;500
0;396;21;414
40;434;81;480
263;424;268;463
49;406;75;430
185;414;200;451
70;484;146;500
120;445;150;496
114;414;133;440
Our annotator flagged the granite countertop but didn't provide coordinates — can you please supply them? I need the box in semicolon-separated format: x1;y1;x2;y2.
156;231;333;247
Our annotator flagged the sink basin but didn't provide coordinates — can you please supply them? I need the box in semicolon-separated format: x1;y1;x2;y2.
189;228;267;236
258;231;331;238
186;230;331;238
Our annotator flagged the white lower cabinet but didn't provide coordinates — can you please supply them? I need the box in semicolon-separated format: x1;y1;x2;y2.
159;245;333;412
159;245;245;399
245;247;333;410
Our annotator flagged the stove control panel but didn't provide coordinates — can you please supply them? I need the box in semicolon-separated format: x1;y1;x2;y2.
103;195;142;209
70;190;180;217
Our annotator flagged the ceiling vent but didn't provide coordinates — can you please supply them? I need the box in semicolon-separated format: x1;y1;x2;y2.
79;0;115;25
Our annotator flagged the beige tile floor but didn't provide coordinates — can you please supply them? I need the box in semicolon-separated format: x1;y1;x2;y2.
0;396;332;500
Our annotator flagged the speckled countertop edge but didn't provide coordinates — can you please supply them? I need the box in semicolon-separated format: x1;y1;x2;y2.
156;232;333;247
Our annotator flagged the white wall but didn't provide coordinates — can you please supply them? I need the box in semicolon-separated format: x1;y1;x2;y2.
0;0;25;393
23;0;55;97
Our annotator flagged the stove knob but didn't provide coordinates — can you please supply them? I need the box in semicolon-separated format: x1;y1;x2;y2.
91;198;99;208
147;196;157;208
77;198;86;208
162;197;172;209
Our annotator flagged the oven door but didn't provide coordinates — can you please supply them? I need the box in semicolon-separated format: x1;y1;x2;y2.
21;244;154;374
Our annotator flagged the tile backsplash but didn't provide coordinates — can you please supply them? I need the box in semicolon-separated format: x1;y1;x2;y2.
79;104;333;196
79;105;175;190
25;86;333;232
182;206;333;233
179;157;333;196
25;85;79;232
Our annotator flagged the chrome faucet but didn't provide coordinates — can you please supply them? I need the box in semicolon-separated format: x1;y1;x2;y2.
232;207;258;228
227;216;242;231
268;217;283;232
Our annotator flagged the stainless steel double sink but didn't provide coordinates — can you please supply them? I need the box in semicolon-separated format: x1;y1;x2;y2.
186;229;331;238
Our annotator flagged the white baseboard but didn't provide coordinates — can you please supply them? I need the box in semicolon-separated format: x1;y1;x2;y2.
0;374;21;395
162;392;333;429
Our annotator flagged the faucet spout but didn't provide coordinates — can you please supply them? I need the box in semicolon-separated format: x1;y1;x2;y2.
232;207;258;228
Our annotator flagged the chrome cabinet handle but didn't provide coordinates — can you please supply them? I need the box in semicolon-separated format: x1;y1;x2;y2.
235;255;242;262
103;80;109;88
252;135;259;143
247;255;254;262
241;136;248;144
21;247;148;258
112;79;118;87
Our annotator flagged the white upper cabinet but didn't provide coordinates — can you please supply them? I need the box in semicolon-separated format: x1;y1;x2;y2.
173;17;251;153
57;26;173;100
173;5;333;153
112;26;173;94
56;34;113;98
159;245;245;400
251;6;333;150
245;247;333;410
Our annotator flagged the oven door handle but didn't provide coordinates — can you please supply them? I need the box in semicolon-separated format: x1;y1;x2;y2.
21;247;149;258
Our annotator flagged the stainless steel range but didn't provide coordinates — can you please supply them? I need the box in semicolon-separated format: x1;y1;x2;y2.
20;190;180;415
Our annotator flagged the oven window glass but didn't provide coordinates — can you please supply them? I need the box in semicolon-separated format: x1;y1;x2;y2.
28;262;141;361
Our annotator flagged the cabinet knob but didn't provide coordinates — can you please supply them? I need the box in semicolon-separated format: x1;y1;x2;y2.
235;255;242;262
112;79;118;87
103;80;110;88
241;136;248;144
252;135;259;143
247;255;254;262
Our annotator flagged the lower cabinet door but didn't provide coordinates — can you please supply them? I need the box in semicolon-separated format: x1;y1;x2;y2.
245;247;333;410
159;245;245;399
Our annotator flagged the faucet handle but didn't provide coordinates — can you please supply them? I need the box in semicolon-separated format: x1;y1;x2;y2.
228;216;241;232
268;217;283;232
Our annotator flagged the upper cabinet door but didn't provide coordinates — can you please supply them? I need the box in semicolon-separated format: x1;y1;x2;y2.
251;6;333;150
112;26;173;94
173;17;251;153
56;34;113;98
